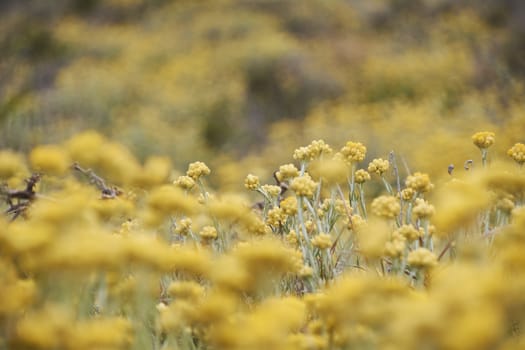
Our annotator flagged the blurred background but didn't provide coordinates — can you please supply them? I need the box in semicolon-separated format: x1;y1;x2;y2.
1;0;525;189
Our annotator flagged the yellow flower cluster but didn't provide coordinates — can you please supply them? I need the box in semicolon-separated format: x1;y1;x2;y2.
293;140;332;161
405;172;434;193
339;141;367;163
472;131;495;149
186;161;211;180
371;195;401;218
280;196;298;215
244;174;260;190
354;169;371;184
367;158;389;175
412;198;435;219
507;142;525;165
290;174;318;198
311;233;332;249
407;248;438;268
173;175;195;190
395;224;421;241
276;163;299;181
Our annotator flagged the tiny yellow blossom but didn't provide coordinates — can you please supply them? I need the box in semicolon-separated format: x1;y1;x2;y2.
261;184;281;197
507;142;525;165
266;207;286;227
244;174;260;190
291;174;317;198
407;248;438;268
340;141;367;163
395;224;421;242
472;131;495;149
355;169;371;184
311;233;332;249
412;198;435;219
186;161;211;180
175;218;192;235
367;158;389;175
199;225;218;240
276;163;299;181
371;195;401;219
173;175;195;190
400;187;415;201
406;172;434;193
280;196;298;216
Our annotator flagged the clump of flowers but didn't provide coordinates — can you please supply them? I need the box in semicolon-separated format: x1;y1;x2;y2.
276;164;299;181
371;195;400;219
290;174;317;198
405;172;434;193
293;140;332;161
507;142;525;165
244;174;260;190
174;175;195;190
412;198;435;219
186;161;211;180
340;141;367;163
472;131;495;149
354;169;371;184
367;158;389;175
407;248;438;269
311;233;332;249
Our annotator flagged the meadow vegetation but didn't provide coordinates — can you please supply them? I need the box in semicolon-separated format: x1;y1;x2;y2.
2;0;525;349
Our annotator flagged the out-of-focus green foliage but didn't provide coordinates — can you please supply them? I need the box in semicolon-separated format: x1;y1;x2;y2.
1;0;525;186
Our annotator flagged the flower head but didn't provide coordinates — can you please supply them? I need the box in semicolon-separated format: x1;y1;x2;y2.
367;158;389;175
472;131;495;150
244;174;260;190
187;161;210;180
340;141;367;163
507;143;525;165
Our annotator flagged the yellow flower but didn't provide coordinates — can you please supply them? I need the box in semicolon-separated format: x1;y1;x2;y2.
244;174;260;190
291;174;317;198
199;225;218;240
280;196;298;216
406;172;433;193
186;161;211;180
472;131;495;149
367;158;389;175
266;207;286;227
400;187;415;201
175;218;192;235
29;145;71;176
276;163;299;181
384;232;406;258
293;140;332;161
507;142;525;165
0;150;27;179
371;195;400;219
412;198;435;219
173;175;195;190
395;224;421;242
340;141;367;163
355;169;371;184
261;184;281;197
311;233;332;249
407;248;437;268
